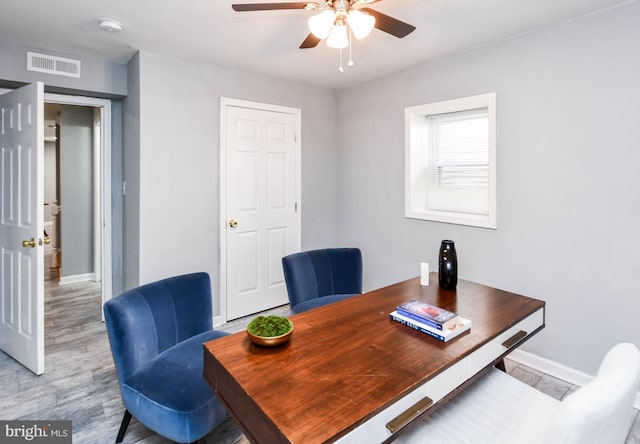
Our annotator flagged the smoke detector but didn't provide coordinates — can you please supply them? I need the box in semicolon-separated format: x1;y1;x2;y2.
98;18;123;32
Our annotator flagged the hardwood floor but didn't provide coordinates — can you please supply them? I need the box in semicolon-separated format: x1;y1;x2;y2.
1;269;638;443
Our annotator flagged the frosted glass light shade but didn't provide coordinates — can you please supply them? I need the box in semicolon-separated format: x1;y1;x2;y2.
326;23;348;48
347;10;375;39
308;10;335;39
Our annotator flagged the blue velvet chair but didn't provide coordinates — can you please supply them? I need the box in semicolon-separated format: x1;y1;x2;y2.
103;272;229;443
282;248;363;314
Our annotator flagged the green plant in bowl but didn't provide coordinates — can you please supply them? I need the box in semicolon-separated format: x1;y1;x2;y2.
247;315;294;346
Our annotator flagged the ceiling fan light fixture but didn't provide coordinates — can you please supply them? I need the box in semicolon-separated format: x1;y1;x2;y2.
347;10;375;39
308;10;335;39
326;23;348;49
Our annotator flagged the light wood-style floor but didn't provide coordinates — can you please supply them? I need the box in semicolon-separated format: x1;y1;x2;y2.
1;268;638;443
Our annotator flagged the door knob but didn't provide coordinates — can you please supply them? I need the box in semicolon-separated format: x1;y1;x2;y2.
229;219;238;228
22;238;36;248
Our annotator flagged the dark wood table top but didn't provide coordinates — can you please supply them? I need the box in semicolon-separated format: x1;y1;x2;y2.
203;273;545;443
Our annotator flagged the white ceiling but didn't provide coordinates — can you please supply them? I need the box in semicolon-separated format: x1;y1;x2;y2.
0;0;634;89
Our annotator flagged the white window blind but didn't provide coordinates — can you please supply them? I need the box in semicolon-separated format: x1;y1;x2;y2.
426;108;489;215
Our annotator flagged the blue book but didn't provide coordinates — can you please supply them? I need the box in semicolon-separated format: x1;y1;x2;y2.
396;300;459;331
390;310;471;343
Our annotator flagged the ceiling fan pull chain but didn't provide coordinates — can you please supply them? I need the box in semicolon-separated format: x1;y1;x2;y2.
348;26;354;66
338;47;344;73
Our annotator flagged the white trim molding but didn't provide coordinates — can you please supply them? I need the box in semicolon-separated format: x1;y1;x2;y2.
59;273;95;285
405;93;497;229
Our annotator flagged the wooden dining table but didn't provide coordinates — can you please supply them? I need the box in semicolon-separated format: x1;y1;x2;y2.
203;273;545;443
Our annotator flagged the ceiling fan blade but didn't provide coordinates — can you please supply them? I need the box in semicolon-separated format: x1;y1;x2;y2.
300;33;321;49
359;7;416;38
232;2;317;11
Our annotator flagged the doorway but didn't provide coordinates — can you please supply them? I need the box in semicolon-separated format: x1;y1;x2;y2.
44;94;112;314
43;103;105;302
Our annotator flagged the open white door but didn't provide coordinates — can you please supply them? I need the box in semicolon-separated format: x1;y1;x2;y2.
0;82;45;375
221;99;301;321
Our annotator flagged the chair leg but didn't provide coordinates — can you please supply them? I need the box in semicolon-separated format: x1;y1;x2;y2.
115;409;132;443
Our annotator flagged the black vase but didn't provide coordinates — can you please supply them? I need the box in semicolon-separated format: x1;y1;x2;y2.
438;240;458;290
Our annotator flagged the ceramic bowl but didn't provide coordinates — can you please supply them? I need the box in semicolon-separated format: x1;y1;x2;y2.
246;316;294;347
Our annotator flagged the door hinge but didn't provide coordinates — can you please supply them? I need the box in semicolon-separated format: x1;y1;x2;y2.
122;181;126;196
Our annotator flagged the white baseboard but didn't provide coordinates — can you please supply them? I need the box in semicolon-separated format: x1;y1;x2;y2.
213;314;225;328
59;273;95;285
509;349;640;410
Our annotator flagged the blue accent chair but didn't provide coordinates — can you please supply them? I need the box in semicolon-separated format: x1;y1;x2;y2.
282;248;363;314
103;272;229;443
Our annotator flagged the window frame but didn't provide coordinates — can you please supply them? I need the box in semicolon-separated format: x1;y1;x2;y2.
405;93;497;229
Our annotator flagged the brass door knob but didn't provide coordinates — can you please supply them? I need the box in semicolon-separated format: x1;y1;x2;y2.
22;238;36;248
229;219;238;228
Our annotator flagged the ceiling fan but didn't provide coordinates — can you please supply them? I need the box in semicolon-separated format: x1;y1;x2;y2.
231;1;416;50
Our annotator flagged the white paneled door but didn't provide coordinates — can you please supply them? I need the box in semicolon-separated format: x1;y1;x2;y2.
0;83;45;375
223;101;301;320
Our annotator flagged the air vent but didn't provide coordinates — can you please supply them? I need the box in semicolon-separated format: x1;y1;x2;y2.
26;51;81;78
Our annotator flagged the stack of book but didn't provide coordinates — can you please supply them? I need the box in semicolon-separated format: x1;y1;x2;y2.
390;300;471;342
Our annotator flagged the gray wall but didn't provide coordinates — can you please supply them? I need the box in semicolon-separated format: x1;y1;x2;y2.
59;106;94;277
0;42;126;97
336;2;640;375
123;50;339;317
43;141;56;222
109;100;124;295
122;54;141;291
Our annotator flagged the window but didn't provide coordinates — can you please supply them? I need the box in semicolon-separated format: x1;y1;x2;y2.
405;93;496;229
